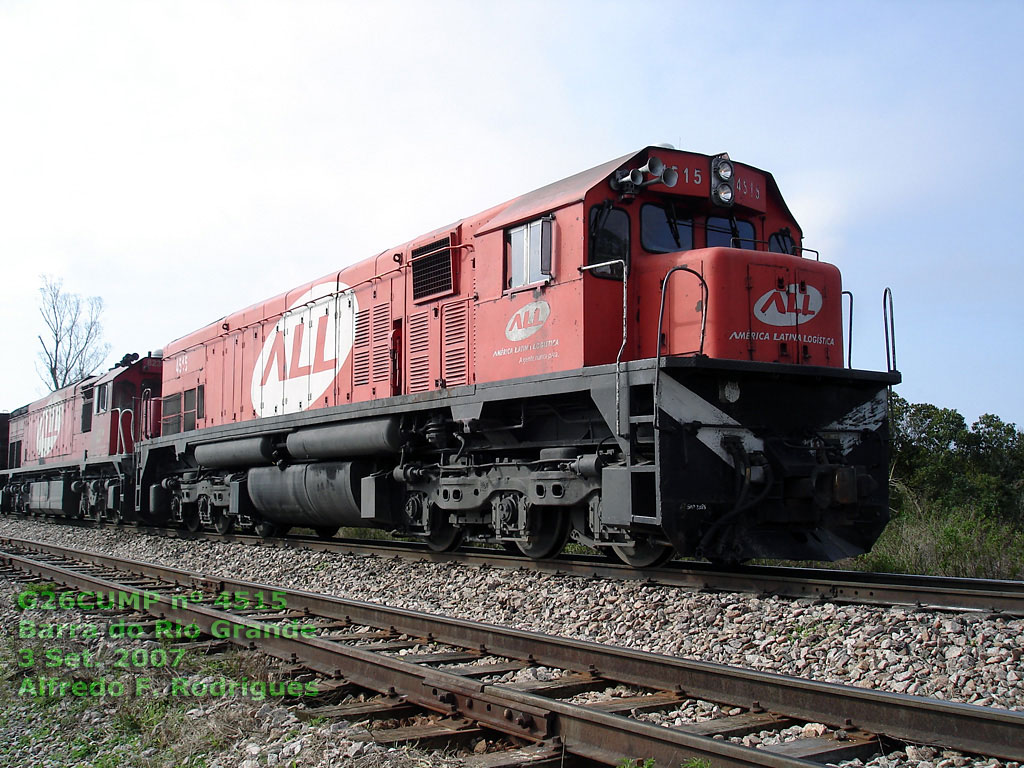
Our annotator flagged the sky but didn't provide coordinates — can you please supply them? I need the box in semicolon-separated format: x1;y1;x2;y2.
1;0;1022;427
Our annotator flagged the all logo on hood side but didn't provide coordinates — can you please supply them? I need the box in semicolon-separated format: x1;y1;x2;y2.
505;300;550;341
36;397;63;457
251;282;357;417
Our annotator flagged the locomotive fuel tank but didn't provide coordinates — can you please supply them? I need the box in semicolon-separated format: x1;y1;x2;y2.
247;461;370;528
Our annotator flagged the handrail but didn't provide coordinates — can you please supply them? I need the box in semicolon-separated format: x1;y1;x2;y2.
113;408;134;456
578;260;628;438
724;235;820;261
140;388;152;440
883;287;897;373
842;290;854;368
653;266;709;429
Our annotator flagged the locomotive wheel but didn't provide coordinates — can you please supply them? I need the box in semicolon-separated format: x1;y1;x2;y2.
254;520;279;537
315;527;339;540
516;510;570;560
426;510;463;552
213;509;234;535
609;537;675;568
181;503;201;533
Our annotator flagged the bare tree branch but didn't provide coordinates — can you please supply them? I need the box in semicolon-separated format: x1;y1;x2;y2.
35;275;112;391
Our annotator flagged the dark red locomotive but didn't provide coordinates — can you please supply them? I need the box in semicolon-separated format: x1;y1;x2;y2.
1;146;899;565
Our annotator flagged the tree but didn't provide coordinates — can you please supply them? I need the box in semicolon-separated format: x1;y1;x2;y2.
36;275;111;391
889;393;1024;522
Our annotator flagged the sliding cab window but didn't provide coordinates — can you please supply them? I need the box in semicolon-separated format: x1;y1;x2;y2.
506;217;554;290
81;386;94;433
707;217;756;249
588;204;630;279
641;203;693;253
95;383;109;414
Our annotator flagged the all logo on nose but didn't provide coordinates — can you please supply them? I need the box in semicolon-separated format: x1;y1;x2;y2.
753;284;822;326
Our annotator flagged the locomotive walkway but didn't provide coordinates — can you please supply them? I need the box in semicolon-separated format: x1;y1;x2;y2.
1;536;1022;767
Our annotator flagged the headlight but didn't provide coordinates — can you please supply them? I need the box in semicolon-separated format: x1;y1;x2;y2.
710;154;735;207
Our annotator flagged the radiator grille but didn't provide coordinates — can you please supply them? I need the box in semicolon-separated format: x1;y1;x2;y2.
411;237;453;300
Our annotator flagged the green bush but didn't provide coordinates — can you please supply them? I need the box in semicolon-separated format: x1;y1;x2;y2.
856;503;1024;579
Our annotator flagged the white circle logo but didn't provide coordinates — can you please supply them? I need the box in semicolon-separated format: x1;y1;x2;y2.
505;300;550;342
753;284;823;326
251;282;357;417
36;398;63;457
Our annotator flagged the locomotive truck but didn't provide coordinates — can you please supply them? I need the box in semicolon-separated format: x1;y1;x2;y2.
0;146;900;565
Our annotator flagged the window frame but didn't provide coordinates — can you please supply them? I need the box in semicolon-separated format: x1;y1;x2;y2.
81;386;94;433
587;204;630;280
505;216;554;292
95;383;109;414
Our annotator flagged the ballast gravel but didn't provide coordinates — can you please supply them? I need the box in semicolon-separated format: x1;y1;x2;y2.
2;517;1023;768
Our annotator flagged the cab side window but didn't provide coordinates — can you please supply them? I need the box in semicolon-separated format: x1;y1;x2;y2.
588;204;630;279
506;217;554;290
95;383;109;414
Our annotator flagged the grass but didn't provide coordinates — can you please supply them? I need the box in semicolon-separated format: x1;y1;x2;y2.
852;505;1024;579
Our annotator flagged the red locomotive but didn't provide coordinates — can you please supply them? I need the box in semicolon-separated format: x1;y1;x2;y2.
1;146;899;565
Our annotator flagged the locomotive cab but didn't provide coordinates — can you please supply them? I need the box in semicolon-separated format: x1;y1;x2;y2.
575;148;893;562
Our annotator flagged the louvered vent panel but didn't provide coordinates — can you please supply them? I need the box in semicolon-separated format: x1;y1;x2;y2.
442;303;468;387
371;303;391;383
354;309;371;346
353;308;371;386
407;311;431;393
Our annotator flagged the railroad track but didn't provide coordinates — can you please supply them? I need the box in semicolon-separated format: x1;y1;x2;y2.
1;535;1022;767
5;513;1024;616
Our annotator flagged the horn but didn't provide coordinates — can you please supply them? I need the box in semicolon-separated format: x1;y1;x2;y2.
610;168;644;189
638;157;665;177
640;166;680;189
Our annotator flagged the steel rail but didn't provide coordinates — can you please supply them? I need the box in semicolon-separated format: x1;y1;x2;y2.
2;536;1023;762
115;521;1024;616
0;540;814;768
4;514;1024;615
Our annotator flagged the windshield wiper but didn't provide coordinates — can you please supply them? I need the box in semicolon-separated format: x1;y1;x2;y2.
666;202;682;250
589;200;613;261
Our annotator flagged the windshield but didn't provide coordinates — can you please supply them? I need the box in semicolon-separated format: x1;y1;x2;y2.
707;217;755;249
641;203;693;253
